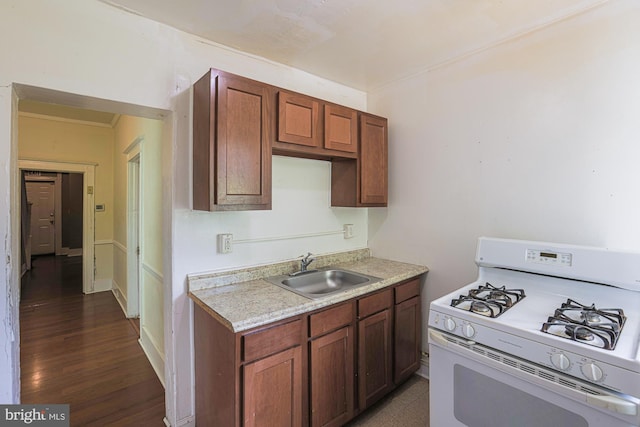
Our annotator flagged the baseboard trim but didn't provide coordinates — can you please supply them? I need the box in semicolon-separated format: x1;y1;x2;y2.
139;326;166;388
67;248;82;257
112;285;128;317
92;278;113;293
416;352;429;380
175;415;195;426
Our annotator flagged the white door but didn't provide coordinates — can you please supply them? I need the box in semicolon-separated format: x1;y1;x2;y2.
26;181;56;255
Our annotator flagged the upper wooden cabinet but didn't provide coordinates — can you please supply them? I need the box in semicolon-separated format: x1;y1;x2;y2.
359;114;388;205
331;113;388;207
277;91;321;148
324;103;358;154
274;91;358;160
193;68;388;210
193;69;272;211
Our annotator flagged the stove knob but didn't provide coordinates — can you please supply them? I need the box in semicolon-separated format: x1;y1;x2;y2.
550;353;570;371
462;323;476;338
444;317;456;332
581;362;604;382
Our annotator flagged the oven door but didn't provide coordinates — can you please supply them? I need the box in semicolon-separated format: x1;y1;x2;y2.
428;329;640;427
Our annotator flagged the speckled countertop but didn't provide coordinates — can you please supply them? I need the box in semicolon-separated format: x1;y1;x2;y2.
187;249;428;332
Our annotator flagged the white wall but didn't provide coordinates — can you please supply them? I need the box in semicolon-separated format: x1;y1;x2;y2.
368;0;640;350
113;114;166;384
0;0;367;424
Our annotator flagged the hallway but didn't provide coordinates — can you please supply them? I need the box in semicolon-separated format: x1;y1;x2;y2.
20;255;166;426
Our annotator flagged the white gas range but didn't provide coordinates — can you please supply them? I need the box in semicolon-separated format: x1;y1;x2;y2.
428;237;640;427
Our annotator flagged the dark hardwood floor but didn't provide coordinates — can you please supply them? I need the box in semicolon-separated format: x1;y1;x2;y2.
20;255;166;426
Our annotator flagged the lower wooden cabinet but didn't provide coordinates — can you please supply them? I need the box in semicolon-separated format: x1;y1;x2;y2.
310;326;354;427
194;306;304;427
394;279;422;384
358;308;392;409
244;346;303;427
193;274;423;426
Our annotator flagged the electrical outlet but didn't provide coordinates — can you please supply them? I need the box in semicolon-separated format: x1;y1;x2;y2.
343;224;354;239
217;234;233;254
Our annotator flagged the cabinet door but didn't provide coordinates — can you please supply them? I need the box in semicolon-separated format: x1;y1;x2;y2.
278;91;321;148
243;346;302;427
324;104;358;153
310;326;354;427
359;114;388;206
358;309;392;410
193;69;272;211
394;296;421;383
217;74;272;209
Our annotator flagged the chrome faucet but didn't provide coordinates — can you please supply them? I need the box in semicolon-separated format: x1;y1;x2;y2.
301;252;315;271
290;252;317;276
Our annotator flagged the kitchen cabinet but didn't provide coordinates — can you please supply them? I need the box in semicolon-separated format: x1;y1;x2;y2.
194;305;304;426
244;346;303;427
193;68;273;211
274;91;358;161
357;289;393;410
276;91;321;149
324;103;358;154
193;68;388;209
309;303;355;427
393;278;422;383
193;274;423;426
331;113;388;207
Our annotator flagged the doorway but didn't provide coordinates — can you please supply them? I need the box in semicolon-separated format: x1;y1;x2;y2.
19;160;96;294
11;85;169;423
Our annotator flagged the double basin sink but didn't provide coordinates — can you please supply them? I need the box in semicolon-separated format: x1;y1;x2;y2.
266;268;381;299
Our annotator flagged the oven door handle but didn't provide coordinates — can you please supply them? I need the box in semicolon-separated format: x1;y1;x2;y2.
429;328;476;347
586;394;638;416
429;329;449;346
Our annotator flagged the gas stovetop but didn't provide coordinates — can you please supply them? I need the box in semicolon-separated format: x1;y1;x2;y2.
428;237;640;397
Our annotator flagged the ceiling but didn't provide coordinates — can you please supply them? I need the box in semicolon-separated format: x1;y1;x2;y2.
20;0;607;125
100;0;607;91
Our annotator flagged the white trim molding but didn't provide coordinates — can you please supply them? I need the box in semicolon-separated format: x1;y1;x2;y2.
18;111;115;128
417;352;429;380
93;278;113;293
142;263;163;283
139;327;165;388
112;284;128;316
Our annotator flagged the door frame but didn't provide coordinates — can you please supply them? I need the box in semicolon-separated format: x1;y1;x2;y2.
19;159;96;294
124;136;143;318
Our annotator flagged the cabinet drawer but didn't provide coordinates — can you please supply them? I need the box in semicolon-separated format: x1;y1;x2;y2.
395;278;420;304
358;289;392;319
242;319;302;362
310;302;353;338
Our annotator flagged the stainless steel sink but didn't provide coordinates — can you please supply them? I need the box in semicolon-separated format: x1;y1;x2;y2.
266;269;381;299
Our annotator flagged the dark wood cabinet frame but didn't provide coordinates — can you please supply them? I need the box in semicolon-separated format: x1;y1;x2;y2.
193;68;388;211
194;274;423;426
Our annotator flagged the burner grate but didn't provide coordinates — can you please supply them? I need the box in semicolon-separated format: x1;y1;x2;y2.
450;282;525;318
541;299;626;350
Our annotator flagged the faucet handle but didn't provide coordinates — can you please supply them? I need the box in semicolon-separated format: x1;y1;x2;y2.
301;252;315;268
